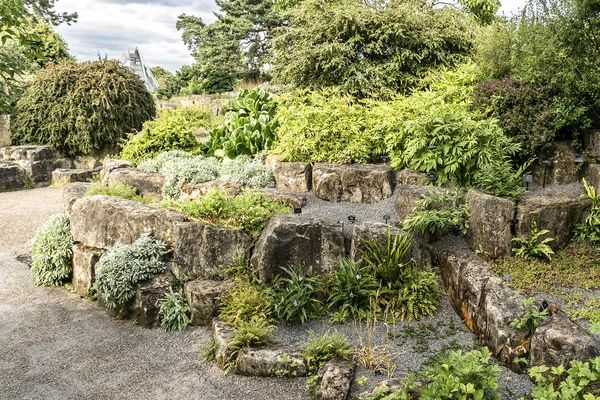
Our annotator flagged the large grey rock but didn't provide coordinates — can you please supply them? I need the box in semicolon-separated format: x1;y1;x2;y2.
70;195;186;249
0;161;26;191
313;163;394;204
234;346;308;377
349;222;431;268
63;182;92;213
179;180;243;201
107;168;165;201
130;272;172;328
173;222;252;281
313;358;355;400
0;115;10;147
589;164;600;193
2;145;69;184
435;248;530;370
515;187;591;250
213;318;236;369
3;145;56;162
398;169;427;186
466;190;515;258
530;312;600;368
101;159;131;184
251;215;345;282
52;168;100;186
274;162;312;192
531;141;579;186
585;129;600;162
71;244;102;297
254;188;307;209
395;185;450;221
184;280;235;326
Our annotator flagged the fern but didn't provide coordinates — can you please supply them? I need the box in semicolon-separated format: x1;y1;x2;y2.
512;220;555;261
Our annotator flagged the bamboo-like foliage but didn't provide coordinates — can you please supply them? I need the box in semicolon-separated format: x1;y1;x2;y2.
11;60;156;156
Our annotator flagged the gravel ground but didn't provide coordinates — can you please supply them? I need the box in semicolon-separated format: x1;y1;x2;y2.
0;186;535;400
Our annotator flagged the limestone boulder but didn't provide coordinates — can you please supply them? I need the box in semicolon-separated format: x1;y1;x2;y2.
530;312;600;368
52;168;100;186
70;195;186;249
179;180;243;201
71;244;102;297
234;346;308;377
398;169;427;186
516;187;591;250
130;272;172;328
466;190;515;258
313;358;355;400
585;129;600;162
313;163;394;204
531;141;580;186
0;161;26;191
349;221;431;268
184;280;235;326
63;182;92;213
0;114;10;147
395;185;450;221
274;162;312;192
101;159;131;184
589;164;600;192
254;188;307;209
107;168;165;201
173;222;252;281
213;318;236;369
251;215;345;282
2;145;68;184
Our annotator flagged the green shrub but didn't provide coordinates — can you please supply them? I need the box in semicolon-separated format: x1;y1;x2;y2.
95;234;167;310
31;214;74;286
526;358;600;400
120;106;215;165
274;266;323;325
575;178;600;242
163;188;289;234
11;60;156;156
159;289;191;332
219;280;274;327
328;257;378;315
510;297;548;337
473;159;530;201
301;330;352;373
402;191;469;236
512;220;555;261
85;183;146;203
206;88;279;159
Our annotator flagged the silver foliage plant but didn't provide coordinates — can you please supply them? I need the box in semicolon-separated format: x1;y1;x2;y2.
138;151;274;200
95;234;167;310
31;214;74;286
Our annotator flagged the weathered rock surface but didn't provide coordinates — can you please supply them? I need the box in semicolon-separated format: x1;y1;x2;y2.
213;318;236;369
313;358;355;400
251;215;345;281
589;164;600;192
274;162;312;192
173;222;252;281
70;195;186;249
530;312;600;368
0;161;26;191
107;168;165;201
435;248;529;370
466;190;515;258
0;114;10;147
184;279;235;326
234;347;308;377
254;188;307;209
395;185;450;221
2;145;71;184
63;182;92;213
585;129;600;162
52;168;100;186
313;163;394;204
71;244;102;297
516;187;591;250
101;159;131;184
398;169;427;186
349;221;431;268
130;272;172;328
531;141;580;186
179;180;243;201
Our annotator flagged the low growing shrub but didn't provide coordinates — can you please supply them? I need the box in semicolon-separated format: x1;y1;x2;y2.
274;266;323;325
402;191;469;236
526;358;600;400
510;297;548;337
95;234;167;310
473;158;530;201
301;330;352;373
31;214;74;286
159;289;191;332
219;280;274;327
512;220;555;261
85;183;147;203
328;257;379;316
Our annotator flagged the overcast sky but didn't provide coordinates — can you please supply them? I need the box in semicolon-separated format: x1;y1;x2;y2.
54;0;527;74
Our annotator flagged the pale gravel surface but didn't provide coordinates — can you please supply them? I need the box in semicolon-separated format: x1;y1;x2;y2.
0;186;534;400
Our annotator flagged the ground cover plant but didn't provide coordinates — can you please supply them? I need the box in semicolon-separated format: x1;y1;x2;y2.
159;289;191;332
85;183;148;203
512;220;555;261
301;330;351;373
30;214;74;286
575;178;600;242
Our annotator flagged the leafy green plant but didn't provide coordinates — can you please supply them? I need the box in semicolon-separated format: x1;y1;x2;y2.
85;183;148;203
510;297;548;337
95;234;167;310
121;106;215;165
274;266;323;325
206;88;279;159
30;214;74;286
473;159;531;201
526;358;600;400
226;317;275;371
403;191;469;236
575;178;600;242
219;280;274;328
512;220;555;261
11;60;156;156
301;330;351;373
328;257;378;316
159;289;191;332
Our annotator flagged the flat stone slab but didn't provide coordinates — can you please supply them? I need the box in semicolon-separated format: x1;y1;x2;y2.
71;244;102;297
2;145;57;162
313;163;394;204
70;195;186;249
234;346;308;377
179;180;243;201
0;161;26;191
313;357;355;400
52;168;100;186
184;280;235;326
274;162;312;192
101;159;131;184
107;168;165;201
254;188;307;209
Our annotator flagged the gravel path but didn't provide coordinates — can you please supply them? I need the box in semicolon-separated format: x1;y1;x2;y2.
0;187;533;400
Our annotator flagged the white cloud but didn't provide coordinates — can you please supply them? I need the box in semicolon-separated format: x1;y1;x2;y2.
53;0;218;73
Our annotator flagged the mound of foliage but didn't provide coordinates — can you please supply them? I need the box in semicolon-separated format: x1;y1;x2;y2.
31;214;74;286
575;178;600;242
403;190;470;236
205;88;279;159
273;265;324;325
301;330;351;373
95;234;167;310
11;60;156;156
121;105;216;165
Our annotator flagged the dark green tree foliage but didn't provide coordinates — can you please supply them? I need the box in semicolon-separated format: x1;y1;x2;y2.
272;0;474;99
11;60;156;156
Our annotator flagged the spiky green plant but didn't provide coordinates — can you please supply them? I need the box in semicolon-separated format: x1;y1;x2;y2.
301;330;352;373
512;220;555;261
31;214;74;286
159;289;191;332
